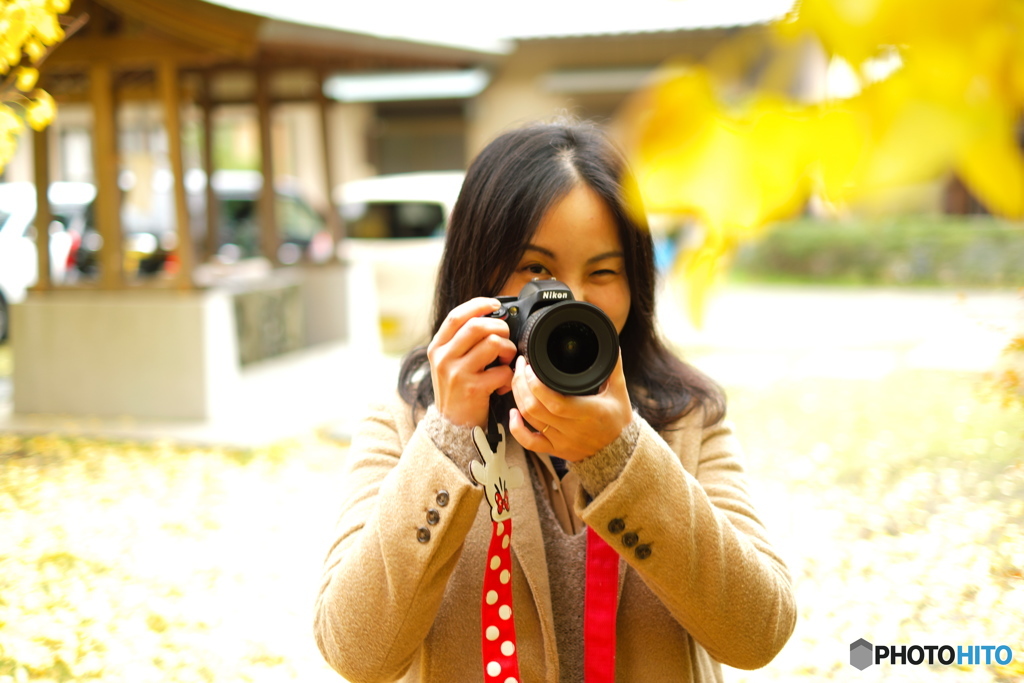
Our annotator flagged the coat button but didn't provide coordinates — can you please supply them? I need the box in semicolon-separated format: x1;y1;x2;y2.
622;531;639;548
607;518;625;534
635;544;652;560
416;527;431;543
426;508;440;525
436;490;450;507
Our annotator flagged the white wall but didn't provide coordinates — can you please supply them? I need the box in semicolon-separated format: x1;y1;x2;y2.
10;264;359;421
12;289;238;420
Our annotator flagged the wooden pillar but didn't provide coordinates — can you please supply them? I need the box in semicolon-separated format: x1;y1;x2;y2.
32;127;52;290
158;59;194;289
318;68;343;251
200;70;218;262
90;62;123;289
255;64;278;265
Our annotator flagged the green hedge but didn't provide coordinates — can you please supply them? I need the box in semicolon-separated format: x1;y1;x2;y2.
729;216;1024;287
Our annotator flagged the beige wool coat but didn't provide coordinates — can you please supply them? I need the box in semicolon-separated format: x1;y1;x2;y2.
315;396;796;682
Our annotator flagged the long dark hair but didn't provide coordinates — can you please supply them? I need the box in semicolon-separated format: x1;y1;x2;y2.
398;121;725;430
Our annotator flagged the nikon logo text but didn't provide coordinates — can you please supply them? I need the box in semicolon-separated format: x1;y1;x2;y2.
541;292;569;300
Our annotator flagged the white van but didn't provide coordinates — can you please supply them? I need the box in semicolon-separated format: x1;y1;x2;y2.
335;171;464;354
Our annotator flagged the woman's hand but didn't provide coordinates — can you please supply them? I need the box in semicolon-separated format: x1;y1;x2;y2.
508;351;632;462
428;298;519;429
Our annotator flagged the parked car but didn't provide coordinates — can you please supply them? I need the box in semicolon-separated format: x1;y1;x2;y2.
338;170;463;240
72;169;332;278
334;170;464;353
73;210;177;278
0;181;93;341
197;170;333;265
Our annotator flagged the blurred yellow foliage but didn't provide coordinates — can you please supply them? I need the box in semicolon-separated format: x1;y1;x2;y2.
991;332;1024;410
620;0;1024;324
0;0;69;174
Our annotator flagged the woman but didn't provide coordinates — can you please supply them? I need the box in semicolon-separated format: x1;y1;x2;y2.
315;121;796;682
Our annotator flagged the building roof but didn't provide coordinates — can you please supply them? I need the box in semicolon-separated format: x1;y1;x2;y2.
203;0;797;54
51;0;499;71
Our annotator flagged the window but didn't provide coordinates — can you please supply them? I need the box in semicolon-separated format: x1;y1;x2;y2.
344;201;444;239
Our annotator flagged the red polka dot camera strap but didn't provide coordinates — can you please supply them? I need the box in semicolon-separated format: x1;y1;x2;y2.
472;425;618;683
481;518;520;681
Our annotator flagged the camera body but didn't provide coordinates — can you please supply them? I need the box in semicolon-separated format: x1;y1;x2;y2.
488;280;619;395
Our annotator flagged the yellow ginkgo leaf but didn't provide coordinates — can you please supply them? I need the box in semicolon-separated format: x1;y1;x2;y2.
1;5;31;50
676;229;736;328
33;9;64;45
25;89;56;131
957;131;1024;219
24;38;45;62
1;110;22;143
15;66;39;91
2;39;22;68
624;0;1024;324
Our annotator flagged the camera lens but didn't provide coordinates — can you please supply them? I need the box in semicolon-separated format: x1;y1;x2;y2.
518;301;619;395
547;321;599;375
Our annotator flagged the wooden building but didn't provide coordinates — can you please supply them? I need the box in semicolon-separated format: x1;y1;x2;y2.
32;0;496;290
14;0;495;420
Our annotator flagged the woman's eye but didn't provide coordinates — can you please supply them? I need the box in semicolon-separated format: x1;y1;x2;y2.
525;264;549;275
592;269;618;277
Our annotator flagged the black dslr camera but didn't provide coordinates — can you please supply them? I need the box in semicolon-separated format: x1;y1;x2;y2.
488;280;619;395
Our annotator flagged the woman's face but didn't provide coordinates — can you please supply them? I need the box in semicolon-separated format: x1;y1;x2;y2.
499;183;631;333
